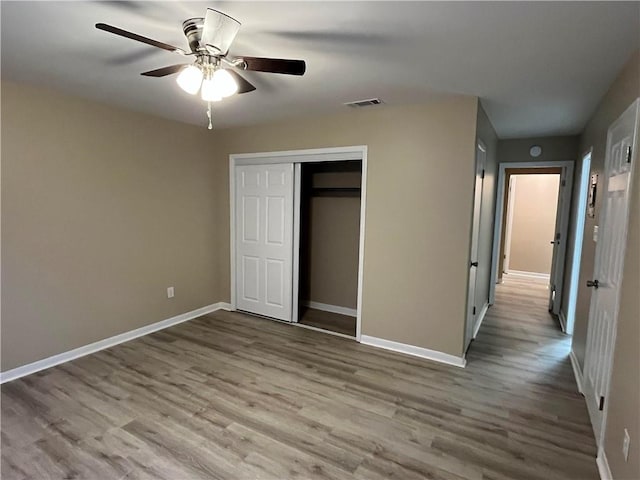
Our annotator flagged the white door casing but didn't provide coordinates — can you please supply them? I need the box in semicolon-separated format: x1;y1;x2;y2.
465;141;486;350
235;163;294;322
583;98;639;445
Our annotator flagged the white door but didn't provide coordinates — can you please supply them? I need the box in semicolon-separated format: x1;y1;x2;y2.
583;99;638;444
235;163;294;322
465;142;486;350
547;164;574;314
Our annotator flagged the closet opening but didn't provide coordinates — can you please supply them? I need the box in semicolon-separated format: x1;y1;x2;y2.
295;160;362;337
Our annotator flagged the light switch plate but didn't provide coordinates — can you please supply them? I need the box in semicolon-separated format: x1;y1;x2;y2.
167;287;175;298
593;225;599;242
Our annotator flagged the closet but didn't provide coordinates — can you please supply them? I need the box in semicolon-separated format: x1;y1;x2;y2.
297;161;362;336
232;146;366;339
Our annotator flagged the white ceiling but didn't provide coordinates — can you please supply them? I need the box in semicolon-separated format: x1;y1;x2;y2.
2;1;638;137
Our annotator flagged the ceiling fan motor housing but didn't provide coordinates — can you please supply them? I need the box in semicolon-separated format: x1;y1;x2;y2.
182;17;205;54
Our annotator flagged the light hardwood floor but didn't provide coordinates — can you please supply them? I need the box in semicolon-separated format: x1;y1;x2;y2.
1;278;598;479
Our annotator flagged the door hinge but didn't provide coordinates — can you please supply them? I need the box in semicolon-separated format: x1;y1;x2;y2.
561;179;566;187
599;396;605;411
481;169;485;179
626;146;633;163
472;306;476;315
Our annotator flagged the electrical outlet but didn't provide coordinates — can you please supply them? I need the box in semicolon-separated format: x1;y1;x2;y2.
623;429;630;462
167;287;175;299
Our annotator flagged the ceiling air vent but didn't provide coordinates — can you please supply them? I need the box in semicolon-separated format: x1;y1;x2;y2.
344;98;384;108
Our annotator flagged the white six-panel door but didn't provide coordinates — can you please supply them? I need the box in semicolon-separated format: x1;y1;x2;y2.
583;99;638;444
235;163;294;321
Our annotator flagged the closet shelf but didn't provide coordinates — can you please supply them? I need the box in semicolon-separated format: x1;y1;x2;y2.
311;187;361;197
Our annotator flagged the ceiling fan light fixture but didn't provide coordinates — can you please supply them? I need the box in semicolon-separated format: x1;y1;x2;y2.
176;65;203;94
212;69;238;98
200;76;223;102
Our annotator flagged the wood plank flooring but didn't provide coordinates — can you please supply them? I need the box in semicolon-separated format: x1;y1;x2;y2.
1;278;598;479
299;307;357;336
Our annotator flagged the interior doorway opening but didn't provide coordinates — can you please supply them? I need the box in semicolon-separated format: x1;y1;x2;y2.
501;170;561;284
296;160;362;337
489;161;574;320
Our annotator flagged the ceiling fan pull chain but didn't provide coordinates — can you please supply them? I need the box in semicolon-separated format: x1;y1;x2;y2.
207;101;213;130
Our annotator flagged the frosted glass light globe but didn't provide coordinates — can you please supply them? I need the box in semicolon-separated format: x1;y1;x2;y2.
176;65;203;95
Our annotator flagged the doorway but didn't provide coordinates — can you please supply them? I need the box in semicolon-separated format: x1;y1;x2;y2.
502;171;561;283
229;146;367;341
490;161;574;317
296;161;361;337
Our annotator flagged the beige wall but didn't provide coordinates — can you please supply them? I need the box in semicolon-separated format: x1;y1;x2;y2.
1;82;220;371
214;98;479;357
507;174;560;274
570;50;639;479
471;104;498;324
301;171;361;310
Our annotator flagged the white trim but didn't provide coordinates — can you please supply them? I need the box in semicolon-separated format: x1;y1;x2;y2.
292;163;302;323
489;160;574;307
504;270;551;283
231;145;365;165
302;300;357;317
570;349;584;394
229;145;367;343
295;322;355;340
356;147;368;342
559;310;568;333
361;335;467;368
566;149;592;336
596;448;612;480
0;302;230;384
472;302;490;339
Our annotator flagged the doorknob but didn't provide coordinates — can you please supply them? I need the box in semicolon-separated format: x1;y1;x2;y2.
586;280;600;289
470;261;478;267
550;240;558;245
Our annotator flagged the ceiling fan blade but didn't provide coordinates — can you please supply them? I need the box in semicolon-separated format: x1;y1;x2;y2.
140;64;188;77
226;70;256;94
201;9;241;55
96;23;186;55
240;57;306;76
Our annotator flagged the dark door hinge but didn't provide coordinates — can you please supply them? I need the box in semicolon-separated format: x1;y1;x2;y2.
599;396;605;411
481;169;485;179
561;179;566;187
626;146;633;163
472;306;476;315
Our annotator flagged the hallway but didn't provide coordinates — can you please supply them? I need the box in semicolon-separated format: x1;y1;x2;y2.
467;276;598;477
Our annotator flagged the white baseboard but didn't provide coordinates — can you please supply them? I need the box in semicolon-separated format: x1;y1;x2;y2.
0;302;230;384
360;335;466;368
302;300;357;317
596;447;612;480
472;302;490;339
559;310;568;333
504;270;550;284
570;349;584;394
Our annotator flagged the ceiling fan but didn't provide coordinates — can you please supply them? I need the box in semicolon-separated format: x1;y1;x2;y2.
96;8;306;128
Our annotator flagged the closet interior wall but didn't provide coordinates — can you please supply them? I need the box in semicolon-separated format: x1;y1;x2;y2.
299;161;362;318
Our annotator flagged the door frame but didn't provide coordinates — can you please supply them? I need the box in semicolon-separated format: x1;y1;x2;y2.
565;149;592;335
229;145;368;341
502;175;517;273
489;160;574;312
464;140;487;351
